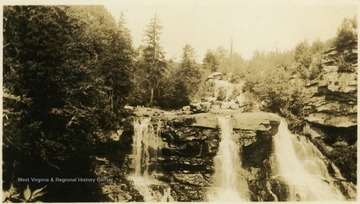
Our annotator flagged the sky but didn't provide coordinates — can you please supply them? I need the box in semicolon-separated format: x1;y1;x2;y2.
102;0;358;62
2;0;358;62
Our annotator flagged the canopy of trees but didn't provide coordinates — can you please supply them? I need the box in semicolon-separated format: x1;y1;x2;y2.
2;5;357;201
158;44;202;109
3;6;132;201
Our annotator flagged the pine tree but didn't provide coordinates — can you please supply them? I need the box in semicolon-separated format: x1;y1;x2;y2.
140;14;167;107
178;44;202;99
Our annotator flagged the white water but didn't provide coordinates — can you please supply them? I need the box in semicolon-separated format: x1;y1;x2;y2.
130;117;174;202
208;116;249;201
273;119;345;201
132;117;162;176
128;175;175;202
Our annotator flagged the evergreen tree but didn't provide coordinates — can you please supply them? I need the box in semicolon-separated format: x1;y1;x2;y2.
3;6;132;201
158;44;201;109
334;16;357;49
136;14;167;107
177;44;201;101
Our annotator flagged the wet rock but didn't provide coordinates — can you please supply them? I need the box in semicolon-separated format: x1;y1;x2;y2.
336;180;357;200
234;130;257;146
173;127;198;142
170;184;206;202
242;135;273;168
165;112;280;132
268;177;290;201
160;156;214;172
172;173;210;187
132;108;283;201
203;139;219;155
156;111;281;201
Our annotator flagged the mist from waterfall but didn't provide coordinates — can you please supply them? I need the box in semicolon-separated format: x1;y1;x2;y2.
273;119;346;201
208;116;249;201
129;117;174;202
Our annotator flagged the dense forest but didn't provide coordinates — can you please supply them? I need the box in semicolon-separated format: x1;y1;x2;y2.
2;5;357;202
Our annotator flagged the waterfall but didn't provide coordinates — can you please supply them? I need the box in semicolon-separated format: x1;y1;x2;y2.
132;117;161;176
208;116;249;201
129;117;174;202
273;119;346;201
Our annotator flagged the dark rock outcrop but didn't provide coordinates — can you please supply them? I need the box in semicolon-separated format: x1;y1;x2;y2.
304;41;357;128
121;102;356;201
133;110;281;201
303;41;357;184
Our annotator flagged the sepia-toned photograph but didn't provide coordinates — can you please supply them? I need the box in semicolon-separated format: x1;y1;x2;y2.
2;0;358;202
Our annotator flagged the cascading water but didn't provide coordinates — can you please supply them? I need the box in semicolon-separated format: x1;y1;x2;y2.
273;119;346;201
208;116;249;201
129;117;174;202
132;117;161;176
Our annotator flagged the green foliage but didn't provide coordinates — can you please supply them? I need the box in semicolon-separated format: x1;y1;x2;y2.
240;17;357;184
336;53;355;73
334;16;357;50
3;6;357;201
3;5;132;200
203;49;219;72
213;46;247;76
246;17;356;119
128;14;167;107
331;18;358;74
290;39;330;80
3;184;47;202
331;143;357;184
242;49;307;122
177;45;202;98
293;41;312;78
159;45;202;109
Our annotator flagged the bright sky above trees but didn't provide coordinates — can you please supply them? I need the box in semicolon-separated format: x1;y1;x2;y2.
103;0;357;61
2;0;357;61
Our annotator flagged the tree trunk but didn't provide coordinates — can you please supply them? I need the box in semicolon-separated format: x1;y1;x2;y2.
148;87;154;107
110;90;114;111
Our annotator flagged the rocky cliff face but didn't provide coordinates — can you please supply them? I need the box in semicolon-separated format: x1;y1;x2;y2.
303;41;357;184
133;108;281;201
106;104;356;202
304;41;357;128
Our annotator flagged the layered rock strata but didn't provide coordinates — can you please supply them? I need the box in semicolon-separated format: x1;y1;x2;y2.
134;108;281;201
303;41;357;184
